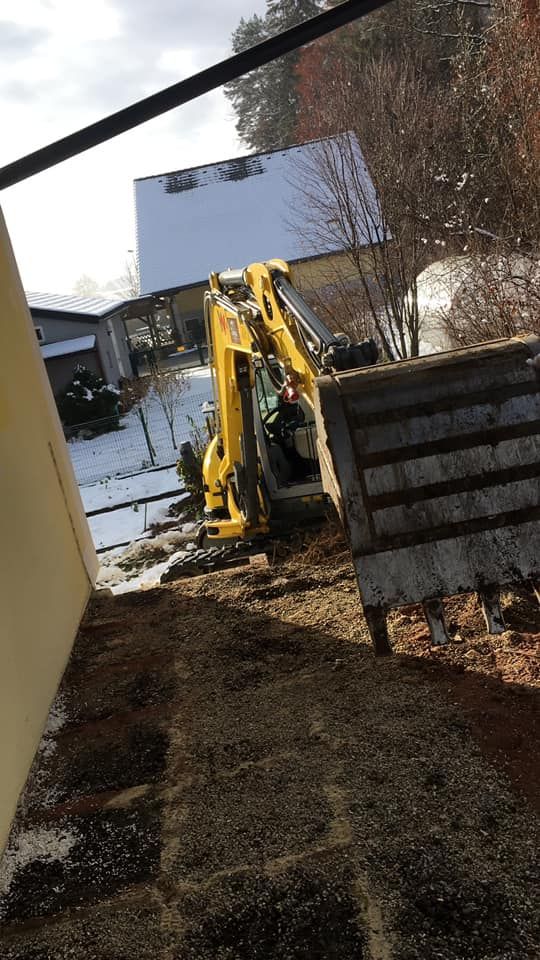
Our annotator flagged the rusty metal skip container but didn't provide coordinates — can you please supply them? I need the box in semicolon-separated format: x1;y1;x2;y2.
315;335;540;654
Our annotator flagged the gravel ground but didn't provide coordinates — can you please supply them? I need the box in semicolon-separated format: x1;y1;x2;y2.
0;543;538;959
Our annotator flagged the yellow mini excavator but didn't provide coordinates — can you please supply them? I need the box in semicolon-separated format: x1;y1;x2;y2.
177;259;540;654
200;260;376;542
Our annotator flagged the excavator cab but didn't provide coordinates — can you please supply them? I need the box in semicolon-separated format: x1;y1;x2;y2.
254;363;319;487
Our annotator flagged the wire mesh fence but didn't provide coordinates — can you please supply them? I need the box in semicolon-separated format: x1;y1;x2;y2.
66;387;213;486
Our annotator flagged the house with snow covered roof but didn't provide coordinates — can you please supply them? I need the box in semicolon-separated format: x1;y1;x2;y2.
27;291;156;396
134;134;385;341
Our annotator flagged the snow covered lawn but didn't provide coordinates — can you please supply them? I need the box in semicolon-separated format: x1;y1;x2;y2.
68;367;213;485
74;369;212;551
80;465;187;551
80;466;182;514
87;495;186;551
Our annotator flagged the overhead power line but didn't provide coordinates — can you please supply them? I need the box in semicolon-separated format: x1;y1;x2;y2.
0;0;393;191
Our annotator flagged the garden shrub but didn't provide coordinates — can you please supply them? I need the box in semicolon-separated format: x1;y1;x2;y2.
57;364;121;429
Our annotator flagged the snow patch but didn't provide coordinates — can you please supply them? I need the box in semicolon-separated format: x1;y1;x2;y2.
0;826;78;906
80;466;182;514
43;697;67;738
88;494;187;551
38;695;68;761
110;561;170;594
96;528;197;591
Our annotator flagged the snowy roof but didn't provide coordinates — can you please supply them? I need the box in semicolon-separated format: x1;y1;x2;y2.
135;134;382;294
41;335;96;359
27;292;126;318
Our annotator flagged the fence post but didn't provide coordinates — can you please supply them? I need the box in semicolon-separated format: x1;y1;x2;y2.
138;408;156;466
196;342;205;366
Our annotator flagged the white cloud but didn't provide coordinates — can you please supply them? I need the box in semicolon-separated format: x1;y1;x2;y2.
0;0;267;292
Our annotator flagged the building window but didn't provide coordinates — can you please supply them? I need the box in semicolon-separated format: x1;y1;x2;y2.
34;326;45;343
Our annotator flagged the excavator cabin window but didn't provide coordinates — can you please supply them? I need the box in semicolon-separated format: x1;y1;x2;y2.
254;366;320;487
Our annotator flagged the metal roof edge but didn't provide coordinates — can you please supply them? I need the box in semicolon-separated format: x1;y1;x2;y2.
142;279;208;297
30;306;101;323
141;242;384;297
133;132;357;185
29;294;158;322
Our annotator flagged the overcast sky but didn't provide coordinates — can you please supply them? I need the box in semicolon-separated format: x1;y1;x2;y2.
0;0;267;294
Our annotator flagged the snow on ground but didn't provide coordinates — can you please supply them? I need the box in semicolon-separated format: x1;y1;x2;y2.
88;493;188;551
73;368;211;559
80;466;182;514
96;528;199;593
80;446;189;553
38;695;68;761
69;367;213;485
0;826;79;907
107;560;171;594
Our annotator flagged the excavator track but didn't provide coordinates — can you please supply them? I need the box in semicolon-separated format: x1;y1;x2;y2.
160;539;264;581
159;526;311;583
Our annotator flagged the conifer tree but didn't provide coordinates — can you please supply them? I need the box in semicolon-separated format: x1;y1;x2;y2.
225;0;322;152
58;364;120;428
